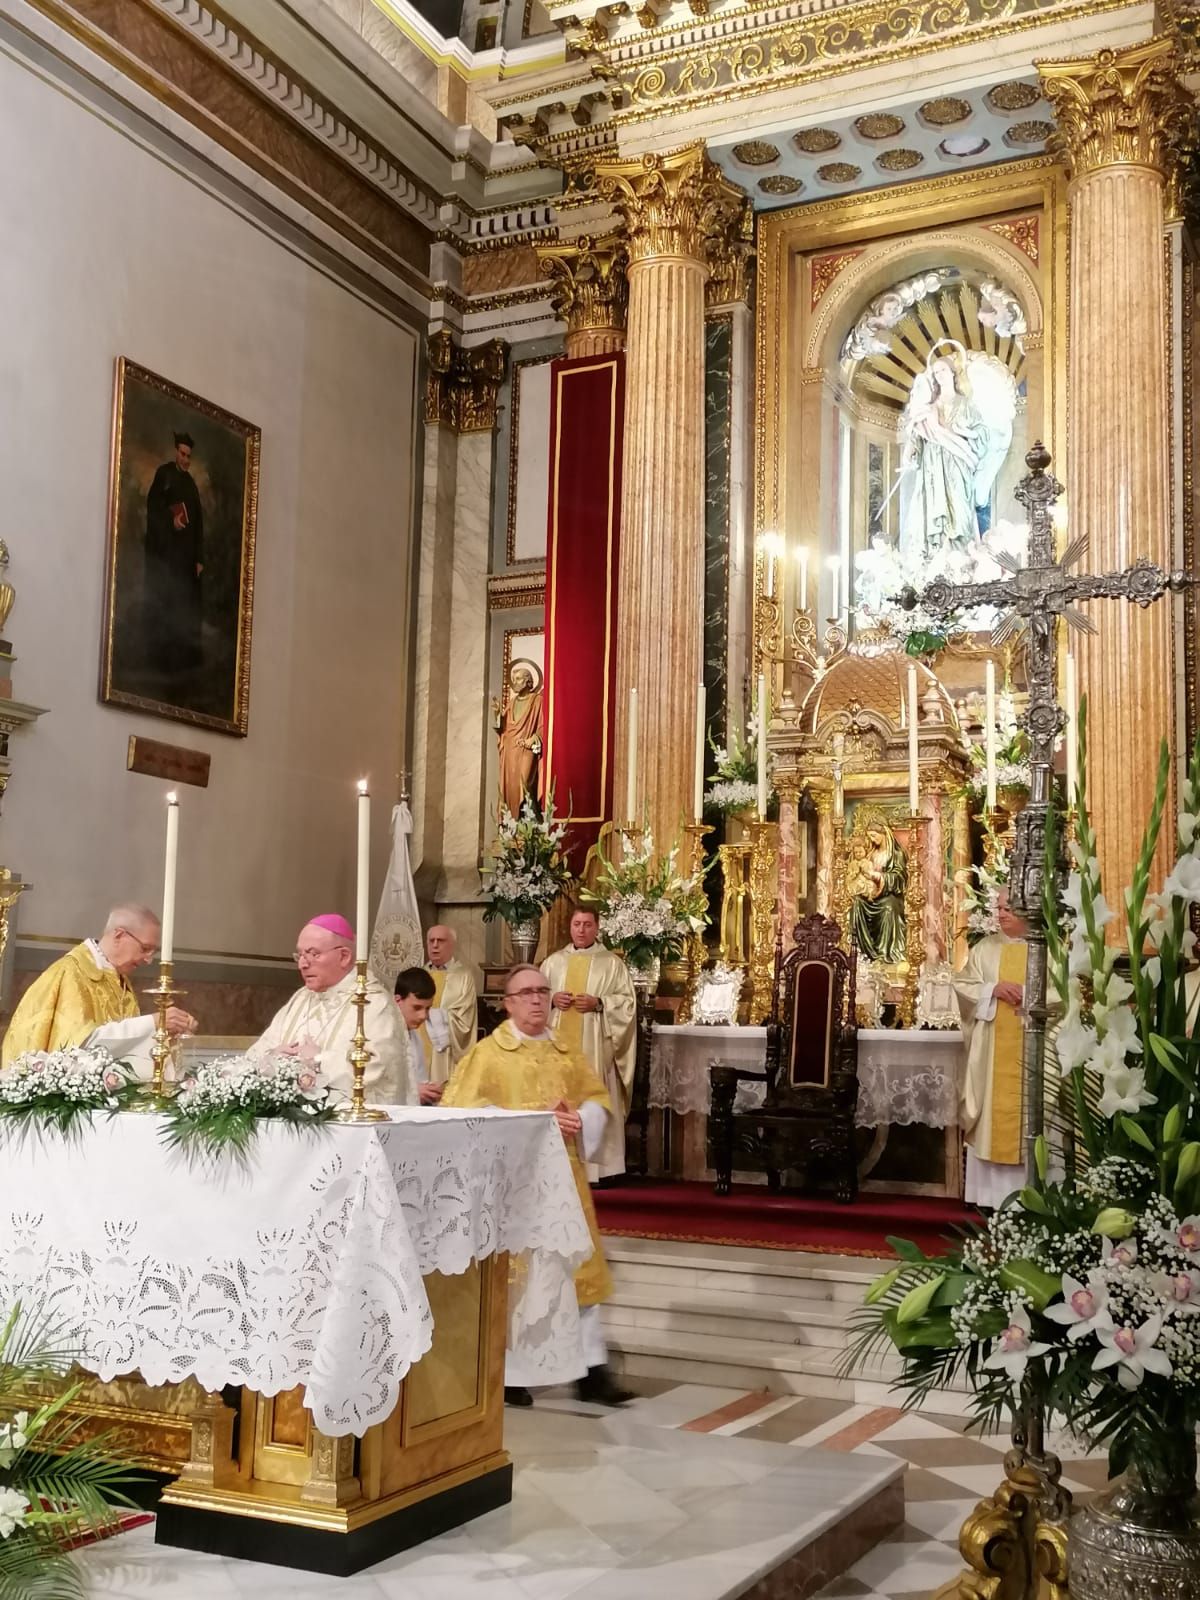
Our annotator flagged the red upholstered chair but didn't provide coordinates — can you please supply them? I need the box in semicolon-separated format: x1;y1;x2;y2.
710;914;859;1203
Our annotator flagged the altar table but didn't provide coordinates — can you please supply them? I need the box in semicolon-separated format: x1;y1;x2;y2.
648;1024;964;1194
0;1107;591;1573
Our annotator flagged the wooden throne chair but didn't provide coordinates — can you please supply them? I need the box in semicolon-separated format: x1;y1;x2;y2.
710;913;860;1203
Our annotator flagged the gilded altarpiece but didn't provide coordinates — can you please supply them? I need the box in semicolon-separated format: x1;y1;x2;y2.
753;160;1068;959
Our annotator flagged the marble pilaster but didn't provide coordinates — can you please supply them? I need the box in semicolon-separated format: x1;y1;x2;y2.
1040;38;1193;894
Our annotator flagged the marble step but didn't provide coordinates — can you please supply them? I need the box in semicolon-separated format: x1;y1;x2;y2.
604;1237;883;1307
601;1284;849;1346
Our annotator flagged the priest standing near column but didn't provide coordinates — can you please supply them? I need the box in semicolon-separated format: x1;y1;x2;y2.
953;889;1028;1207
418;925;478;1086
541;906;637;1181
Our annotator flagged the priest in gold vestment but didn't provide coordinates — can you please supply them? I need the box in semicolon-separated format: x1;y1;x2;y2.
441;963;632;1407
2;903;197;1072
541;907;637;1181
953;891;1029;1207
416;924;477;1085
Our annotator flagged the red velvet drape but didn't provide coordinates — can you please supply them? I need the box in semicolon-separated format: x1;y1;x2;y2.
543;353;625;871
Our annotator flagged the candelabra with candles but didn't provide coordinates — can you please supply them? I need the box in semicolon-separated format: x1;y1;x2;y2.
896;815;928;1030
679;820;713;1023
335;960;389;1124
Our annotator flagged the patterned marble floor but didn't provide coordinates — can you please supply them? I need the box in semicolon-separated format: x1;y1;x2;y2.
77;1380;1109;1600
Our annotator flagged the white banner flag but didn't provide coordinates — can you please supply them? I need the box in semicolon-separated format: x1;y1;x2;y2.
370;801;423;988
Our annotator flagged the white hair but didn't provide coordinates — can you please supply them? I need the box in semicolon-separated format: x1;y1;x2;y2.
104;903;160;935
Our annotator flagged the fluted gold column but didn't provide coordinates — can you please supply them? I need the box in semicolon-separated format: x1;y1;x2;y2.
1040;39;1192;896
596;147;742;845
537;235;628;358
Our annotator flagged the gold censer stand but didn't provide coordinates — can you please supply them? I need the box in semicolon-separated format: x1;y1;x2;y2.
334;959;390;1124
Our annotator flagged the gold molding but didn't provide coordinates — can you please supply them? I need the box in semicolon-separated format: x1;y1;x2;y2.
595;144;744;265
1039;36;1194;182
705;200;755;308
489;569;548;611
425;332;509;432
535;234;630;340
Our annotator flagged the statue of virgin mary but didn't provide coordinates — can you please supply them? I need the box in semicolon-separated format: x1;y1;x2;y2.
896;342;1016;562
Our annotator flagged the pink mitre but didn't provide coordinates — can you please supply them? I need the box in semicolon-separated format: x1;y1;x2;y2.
307;912;355;940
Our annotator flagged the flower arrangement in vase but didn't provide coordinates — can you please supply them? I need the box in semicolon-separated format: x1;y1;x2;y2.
481;792;575;962
704;727;772;819
582;829;709;989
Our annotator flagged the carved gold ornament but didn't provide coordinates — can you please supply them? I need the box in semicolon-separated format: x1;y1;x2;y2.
1038;37;1194;180
817;162;862;183
919;95;973;124
595;144;744;265
536;234;629;337
731;139;781;165
877;148;924;171
855;112;907;139
424;332;509;433
794;128;842;153
985;214;1040;262
759;174;803;195
705;201;755;306
987;79;1042;111
1003;119;1055;147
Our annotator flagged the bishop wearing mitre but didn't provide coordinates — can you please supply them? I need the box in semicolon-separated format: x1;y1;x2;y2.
541;905;637;1180
251;914;416;1104
1;903;197;1072
953;889;1029;1207
416;924;478;1085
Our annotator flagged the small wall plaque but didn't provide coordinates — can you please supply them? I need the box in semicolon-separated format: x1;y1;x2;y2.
127;736;210;788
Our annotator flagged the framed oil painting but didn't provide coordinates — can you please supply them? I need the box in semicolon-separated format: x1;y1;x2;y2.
101;358;260;736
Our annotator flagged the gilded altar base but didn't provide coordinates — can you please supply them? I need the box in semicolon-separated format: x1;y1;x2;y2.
49;1258;510;1577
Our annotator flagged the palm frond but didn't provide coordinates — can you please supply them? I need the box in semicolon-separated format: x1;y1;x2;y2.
0;1535;85;1600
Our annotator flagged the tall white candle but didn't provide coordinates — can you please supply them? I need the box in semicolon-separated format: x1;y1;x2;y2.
832;732;845;823
985;659;998;812
797;546;809;612
626;687;639;822
826;554;843;621
693;682;706;822
907;664;920;815
356;779;370;962
766;545;777;601
1065;652;1078;803
756;673;768;819
160;792;179;965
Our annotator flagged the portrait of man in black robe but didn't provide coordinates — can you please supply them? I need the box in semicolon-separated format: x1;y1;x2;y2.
144;431;204;673
102;359;259;736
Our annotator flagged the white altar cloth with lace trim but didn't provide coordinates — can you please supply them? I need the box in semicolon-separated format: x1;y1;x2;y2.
0;1107;592;1437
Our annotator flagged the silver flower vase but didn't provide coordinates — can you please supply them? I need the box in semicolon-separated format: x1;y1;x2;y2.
629;955;660;1001
1069;1427;1200;1599
507;917;540;965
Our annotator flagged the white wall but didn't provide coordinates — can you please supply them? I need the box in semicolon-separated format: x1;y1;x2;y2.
0;48;419;959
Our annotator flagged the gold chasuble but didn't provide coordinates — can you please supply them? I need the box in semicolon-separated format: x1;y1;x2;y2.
441;1023;614;1305
2;943;138;1066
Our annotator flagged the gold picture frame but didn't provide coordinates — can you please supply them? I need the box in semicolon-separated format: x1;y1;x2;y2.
101;358;261;737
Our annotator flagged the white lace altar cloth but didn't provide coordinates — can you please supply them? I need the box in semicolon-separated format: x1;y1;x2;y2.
649;1025;963;1129
0;1107;592;1438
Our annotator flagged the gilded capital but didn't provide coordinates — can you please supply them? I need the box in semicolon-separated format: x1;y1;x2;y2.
705;200;754;309
424;332;508;433
1038;37;1195;181
595;144;744;266
536;234;629;346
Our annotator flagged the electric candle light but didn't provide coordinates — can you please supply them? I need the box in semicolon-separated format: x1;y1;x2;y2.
907;664;920;815
626;687;639;821
356;779;370;962
985;659;997;812
693;682;706;822
756;674;768;820
1065;652;1078;804
160;792;179;965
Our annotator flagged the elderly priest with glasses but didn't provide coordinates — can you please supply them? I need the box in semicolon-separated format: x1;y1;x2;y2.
441;962;634;1408
1;903;198;1070
250;912;416;1104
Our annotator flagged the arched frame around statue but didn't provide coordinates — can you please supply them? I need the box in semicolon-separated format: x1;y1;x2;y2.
752;155;1069;678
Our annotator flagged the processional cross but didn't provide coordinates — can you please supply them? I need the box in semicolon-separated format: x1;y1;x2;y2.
902;440;1197;1178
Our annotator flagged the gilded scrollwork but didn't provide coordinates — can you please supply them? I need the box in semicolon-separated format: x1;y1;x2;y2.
424;332;509;433
594;145;744;265
1038;37;1194;182
536;234;630;340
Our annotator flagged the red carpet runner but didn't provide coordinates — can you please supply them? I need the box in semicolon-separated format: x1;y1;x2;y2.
594;1181;977;1258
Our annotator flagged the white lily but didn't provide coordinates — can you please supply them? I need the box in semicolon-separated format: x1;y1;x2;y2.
1101;972;1134;1008
1043;1273;1108;1341
1055;1012;1098;1076
0;1485;31;1538
1092;1313;1172;1390
1164;854;1200;905
1154;1267;1200;1313
983;1307;1049;1383
1101;1236;1140;1270
1180;811;1198;848
1063;873;1085;916
1099;1005;1142;1056
1097;1063;1156;1118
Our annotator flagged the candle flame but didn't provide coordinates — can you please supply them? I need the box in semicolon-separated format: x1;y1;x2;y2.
166;792;178;805
357;778;369;795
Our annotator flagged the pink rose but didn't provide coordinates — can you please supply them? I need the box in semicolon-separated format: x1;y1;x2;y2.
297;1070;317;1093
102;1070;123;1092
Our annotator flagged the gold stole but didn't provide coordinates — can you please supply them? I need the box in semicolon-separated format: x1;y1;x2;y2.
418;967;449;1066
989;940;1027;1165
556;952;593;1056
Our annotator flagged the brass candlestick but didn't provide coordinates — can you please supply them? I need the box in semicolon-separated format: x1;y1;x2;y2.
679;821;713;1023
746;818;778;1024
131;962;182;1110
897;814;928;1030
335;959;390;1124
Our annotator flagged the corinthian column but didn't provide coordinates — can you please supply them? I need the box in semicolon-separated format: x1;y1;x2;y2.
1040;39;1193;897
536;235;628;357
596;146;742;845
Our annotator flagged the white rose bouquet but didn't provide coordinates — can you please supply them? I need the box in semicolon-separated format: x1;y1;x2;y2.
0;1044;140;1136
162;1051;334;1156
